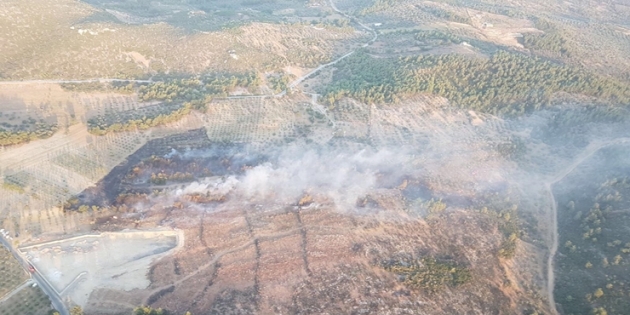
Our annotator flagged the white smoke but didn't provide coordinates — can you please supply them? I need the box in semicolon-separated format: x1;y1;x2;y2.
170;144;412;210
173;176;240;197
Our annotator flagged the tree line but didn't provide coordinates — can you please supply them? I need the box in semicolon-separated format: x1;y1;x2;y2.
138;72;261;104
0;123;58;147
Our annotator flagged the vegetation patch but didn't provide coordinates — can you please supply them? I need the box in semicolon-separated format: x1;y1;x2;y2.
87;103;190;135
87;72;261;135
554;149;630;315
0;246;28;298
385;257;472;293
0;285;54;315
521;19;573;58
0;124;58;147
322;50;630;116
138;72;261;104
414;29;462;46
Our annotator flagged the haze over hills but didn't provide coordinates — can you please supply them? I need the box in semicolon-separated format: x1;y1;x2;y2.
0;0;629;315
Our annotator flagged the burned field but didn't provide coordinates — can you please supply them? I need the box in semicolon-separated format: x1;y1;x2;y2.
63;129;267;212
57;128;552;315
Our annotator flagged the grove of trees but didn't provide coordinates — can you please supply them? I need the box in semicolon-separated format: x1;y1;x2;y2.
322;50;630;116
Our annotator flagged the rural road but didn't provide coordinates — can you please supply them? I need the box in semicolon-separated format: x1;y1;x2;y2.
0;236;69;315
286;0;377;93
545;137;630;314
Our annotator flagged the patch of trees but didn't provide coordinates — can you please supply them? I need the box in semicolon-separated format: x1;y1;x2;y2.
322;50;630;116
133;306;190;315
267;73;292;94
414;30;462;45
423;7;471;24
479;206;520;259
69;306;83;315
0;123;58;147
385;257;472;293
521;19;572;58
139;72;261;104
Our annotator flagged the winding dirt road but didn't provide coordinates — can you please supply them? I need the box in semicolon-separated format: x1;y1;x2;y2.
545;137;630;314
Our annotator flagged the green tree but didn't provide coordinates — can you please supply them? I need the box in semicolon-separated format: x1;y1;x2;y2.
593;288;604;298
133;306;168;315
70;306;83;315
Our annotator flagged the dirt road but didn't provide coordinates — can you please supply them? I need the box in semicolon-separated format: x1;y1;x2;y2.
545;137;630;314
285;0;377;93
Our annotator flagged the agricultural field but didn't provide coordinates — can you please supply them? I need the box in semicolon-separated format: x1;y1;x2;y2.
0;0;364;80
0;246;28;298
0;285;54;315
0;94;58;146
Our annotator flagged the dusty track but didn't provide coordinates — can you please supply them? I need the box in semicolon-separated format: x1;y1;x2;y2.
545;137;630;314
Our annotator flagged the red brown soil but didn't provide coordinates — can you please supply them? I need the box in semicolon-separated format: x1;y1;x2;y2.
85;193;551;315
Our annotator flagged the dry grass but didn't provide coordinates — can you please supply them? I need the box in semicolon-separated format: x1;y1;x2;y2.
0;0;361;80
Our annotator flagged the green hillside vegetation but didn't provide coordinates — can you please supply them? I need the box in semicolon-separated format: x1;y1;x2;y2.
521;19;573;58
322;50;630;116
87;72;261;135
